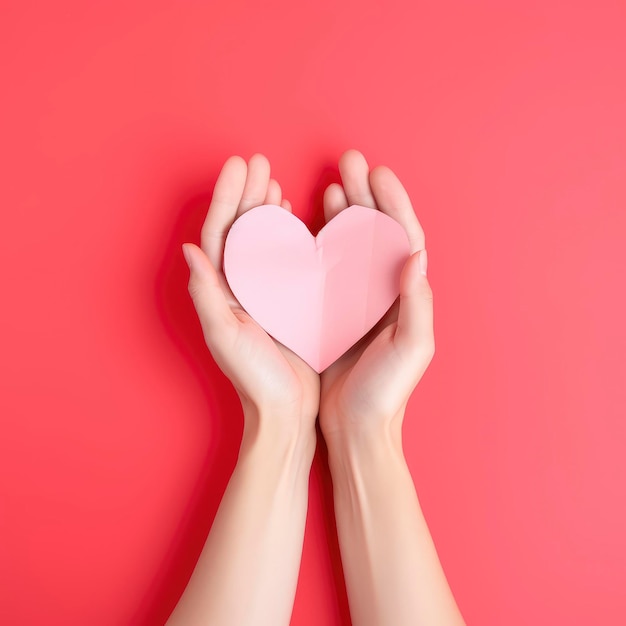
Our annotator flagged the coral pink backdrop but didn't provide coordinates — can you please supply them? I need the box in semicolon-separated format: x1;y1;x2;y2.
1;1;625;624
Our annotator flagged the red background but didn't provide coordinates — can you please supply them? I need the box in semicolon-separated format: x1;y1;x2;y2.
1;1;625;624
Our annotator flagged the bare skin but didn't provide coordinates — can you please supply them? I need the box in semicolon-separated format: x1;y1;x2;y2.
166;150;465;626
320;150;466;626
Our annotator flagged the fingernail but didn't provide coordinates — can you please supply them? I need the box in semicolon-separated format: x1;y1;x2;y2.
419;249;428;276
182;243;193;270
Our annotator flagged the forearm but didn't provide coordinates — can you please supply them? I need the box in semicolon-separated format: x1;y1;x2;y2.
326;421;465;626
167;410;316;626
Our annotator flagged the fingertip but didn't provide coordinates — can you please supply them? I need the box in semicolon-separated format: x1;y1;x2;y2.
219;155;248;183
399;250;422;297
323;182;349;222
369;166;424;253
265;178;282;206
224;154;247;168
410;250;432;299
184;243;235;331
419;248;428;277
394;250;435;360
369;164;395;189
248;152;270;171
338;149;377;209
410;250;433;306
183;242;217;282
324;182;346;198
339;148;366;165
182;242;193;270
338;149;370;178
237;153;272;216
281;198;293;212
182;242;205;270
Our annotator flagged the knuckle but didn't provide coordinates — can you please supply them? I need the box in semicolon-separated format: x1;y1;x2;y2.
397;336;435;368
415;338;436;364
187;277;203;300
421;283;434;302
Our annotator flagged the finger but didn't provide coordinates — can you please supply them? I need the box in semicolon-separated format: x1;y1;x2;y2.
183;242;238;345
201;155;248;271
393;250;434;364
323;182;349;222
237;153;271;217
264;178;282;206
281;198;293;212
338;149;377;209
369;165;425;253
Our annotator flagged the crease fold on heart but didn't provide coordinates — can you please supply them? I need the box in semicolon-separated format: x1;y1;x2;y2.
223;204;411;372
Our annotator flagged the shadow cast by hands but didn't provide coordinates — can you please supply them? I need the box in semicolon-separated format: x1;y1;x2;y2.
133;185;243;625
136;161;353;625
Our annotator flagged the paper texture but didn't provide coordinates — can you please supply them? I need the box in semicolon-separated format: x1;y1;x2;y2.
223;204;411;372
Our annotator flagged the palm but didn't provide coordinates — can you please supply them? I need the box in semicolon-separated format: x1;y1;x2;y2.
218;270;319;418
318;150;427;437
320;300;409;436
191;154;320;425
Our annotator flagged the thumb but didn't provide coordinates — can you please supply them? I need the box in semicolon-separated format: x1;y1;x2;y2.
394;249;435;363
182;243;237;347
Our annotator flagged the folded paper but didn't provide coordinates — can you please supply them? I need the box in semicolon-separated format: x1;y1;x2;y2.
223;204;411;372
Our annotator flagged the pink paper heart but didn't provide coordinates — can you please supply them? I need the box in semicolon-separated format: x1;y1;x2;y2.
223;204;411;372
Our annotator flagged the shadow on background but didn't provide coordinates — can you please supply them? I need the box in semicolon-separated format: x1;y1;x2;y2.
137;161;352;625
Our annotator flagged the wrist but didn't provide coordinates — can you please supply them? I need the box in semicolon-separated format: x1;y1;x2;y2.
240;401;317;462
324;415;405;470
321;403;405;452
324;422;410;505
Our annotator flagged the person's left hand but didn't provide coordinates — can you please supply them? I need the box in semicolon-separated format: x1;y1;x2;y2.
182;154;320;440
318;150;434;443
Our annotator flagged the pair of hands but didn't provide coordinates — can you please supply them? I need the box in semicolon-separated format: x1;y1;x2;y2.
182;150;434;445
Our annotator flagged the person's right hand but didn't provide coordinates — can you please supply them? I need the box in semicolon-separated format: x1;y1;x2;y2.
319;150;435;443
182;154;320;440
